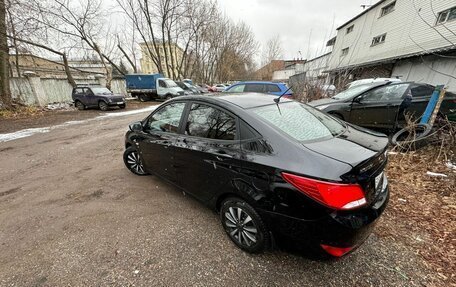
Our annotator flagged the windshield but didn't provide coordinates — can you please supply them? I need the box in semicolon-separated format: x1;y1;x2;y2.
252;102;346;141
164;79;178;88
332;84;376;100
91;87;112;95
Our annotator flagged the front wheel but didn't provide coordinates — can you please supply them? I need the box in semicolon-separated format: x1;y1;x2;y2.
119;104;126;109
123;147;148;176
99;101;109;111
220;198;270;253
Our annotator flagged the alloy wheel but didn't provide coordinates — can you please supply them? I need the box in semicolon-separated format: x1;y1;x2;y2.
126;150;146;175
224;206;258;247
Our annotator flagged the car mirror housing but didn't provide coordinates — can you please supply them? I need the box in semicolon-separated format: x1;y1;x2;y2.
353;96;362;103
129;121;143;132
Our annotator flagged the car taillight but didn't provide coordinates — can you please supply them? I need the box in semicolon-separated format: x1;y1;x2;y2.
281;172;366;210
320;244;353;257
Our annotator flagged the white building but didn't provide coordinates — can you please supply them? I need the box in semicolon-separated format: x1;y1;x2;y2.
327;0;456;90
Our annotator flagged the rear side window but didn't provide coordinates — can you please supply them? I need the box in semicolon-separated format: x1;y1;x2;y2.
185;103;236;140
245;84;265;93
410;85;435;97
266;84;281;93
74;88;84;94
228;84;245;93
252;102;345;141
145;103;186;134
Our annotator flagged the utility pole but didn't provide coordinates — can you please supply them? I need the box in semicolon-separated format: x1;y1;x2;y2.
0;0;11;108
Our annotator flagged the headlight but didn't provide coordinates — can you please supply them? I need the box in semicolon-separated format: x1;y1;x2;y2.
316;104;329;110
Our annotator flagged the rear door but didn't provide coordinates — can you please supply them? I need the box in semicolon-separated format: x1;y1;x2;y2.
174;102;241;202
139;102;187;182
265;84;281;96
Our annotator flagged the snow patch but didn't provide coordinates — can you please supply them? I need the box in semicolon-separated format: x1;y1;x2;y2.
0;106;157;143
0;127;51;142
426;171;448;178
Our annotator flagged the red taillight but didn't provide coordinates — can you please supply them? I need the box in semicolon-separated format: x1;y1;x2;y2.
320;244;353;257
281;172;366;210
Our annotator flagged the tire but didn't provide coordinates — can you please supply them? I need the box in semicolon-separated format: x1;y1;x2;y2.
138;94;149;102
119;104;126;109
123;146;148;176
391;123;432;150
220;197;270;253
75;101;85;111
99;101;109;111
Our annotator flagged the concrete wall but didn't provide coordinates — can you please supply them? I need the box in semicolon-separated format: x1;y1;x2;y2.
10;77;127;106
392;54;456;92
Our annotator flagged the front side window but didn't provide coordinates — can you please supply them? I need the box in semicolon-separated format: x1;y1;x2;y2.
145;102;186;133
362;84;409;102
159;80;167;88
227;84;245;93
185;103;236;140
245;84;265;93
252;102;345;142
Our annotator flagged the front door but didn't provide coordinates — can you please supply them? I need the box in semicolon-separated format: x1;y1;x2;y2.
174;102;241;202
139;102;187;182
349;84;409;129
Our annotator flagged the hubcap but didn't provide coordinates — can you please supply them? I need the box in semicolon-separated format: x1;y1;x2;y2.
126;151;145;174
224;207;258;246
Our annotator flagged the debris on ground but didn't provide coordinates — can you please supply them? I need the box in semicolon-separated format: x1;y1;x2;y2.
45;102;75;111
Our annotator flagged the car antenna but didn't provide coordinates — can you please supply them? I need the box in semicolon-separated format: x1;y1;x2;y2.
274;87;292;104
273;86;292;115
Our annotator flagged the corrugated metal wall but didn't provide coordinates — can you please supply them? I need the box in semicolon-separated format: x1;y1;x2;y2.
9;77;127;106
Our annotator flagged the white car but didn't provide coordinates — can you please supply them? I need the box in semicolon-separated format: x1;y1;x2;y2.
214;84;227;92
347;78;401;89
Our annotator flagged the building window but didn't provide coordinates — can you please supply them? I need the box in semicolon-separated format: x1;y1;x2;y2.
436;6;456;24
371;33;387;46
341;47;349;56
380;1;396;17
346;25;354;34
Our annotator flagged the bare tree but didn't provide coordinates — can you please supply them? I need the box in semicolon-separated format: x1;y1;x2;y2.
0;0;10;108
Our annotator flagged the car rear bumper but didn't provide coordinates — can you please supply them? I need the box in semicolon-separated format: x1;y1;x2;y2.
259;184;389;255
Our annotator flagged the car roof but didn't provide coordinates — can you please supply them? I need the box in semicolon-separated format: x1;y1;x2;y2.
173;93;292;109
233;81;284;85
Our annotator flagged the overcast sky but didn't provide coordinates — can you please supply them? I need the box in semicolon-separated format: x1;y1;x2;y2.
216;0;376;61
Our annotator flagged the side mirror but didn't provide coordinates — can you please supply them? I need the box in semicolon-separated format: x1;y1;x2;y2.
353;96;362;103
129;121;143;132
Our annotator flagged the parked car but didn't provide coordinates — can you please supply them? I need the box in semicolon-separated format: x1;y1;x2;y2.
309;82;456;130
224;81;293;97
176;81;200;94
207;85;218;92
214;84;227;92
125;74;185;101
347;78;402;89
195;84;209;93
123;93;389;256
72;85;126;111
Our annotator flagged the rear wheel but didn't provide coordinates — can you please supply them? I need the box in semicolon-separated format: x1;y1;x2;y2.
220;198;269;253
99;101;109;111
75;101;85;110
138;94;149;102
123;147;148;176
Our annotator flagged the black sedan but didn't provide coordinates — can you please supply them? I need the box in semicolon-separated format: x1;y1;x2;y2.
309;82;456;130
123;93;389;257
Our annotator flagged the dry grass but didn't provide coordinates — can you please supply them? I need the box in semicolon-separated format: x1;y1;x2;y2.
0;106;45;119
379;129;456;284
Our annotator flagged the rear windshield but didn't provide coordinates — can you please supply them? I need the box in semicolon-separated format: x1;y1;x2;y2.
252;102;346;141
